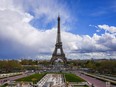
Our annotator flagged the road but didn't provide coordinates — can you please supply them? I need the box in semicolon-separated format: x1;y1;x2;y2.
73;71;116;87
0;73;33;85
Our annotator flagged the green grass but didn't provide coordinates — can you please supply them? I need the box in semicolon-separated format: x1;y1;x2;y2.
16;73;45;83
65;73;85;82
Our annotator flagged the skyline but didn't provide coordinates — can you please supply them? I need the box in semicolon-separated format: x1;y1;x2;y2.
0;0;116;59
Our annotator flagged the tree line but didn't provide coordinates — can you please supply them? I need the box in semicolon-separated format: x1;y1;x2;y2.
0;59;39;73
68;59;116;75
0;59;116;75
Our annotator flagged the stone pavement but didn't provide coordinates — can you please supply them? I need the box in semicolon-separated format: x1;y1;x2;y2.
37;74;66;87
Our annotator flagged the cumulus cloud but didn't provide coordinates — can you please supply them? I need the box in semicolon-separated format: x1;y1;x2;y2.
0;0;116;59
13;0;71;30
98;24;116;33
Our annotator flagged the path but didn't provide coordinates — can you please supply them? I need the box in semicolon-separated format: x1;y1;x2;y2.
0;72;33;86
74;71;116;87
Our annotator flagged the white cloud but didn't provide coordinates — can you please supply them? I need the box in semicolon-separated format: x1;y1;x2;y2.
98;24;116;33
0;0;116;59
13;0;71;30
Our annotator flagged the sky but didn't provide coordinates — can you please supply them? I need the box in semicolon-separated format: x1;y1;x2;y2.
0;0;116;60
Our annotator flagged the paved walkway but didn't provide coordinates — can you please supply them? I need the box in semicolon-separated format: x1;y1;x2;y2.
0;73;33;86
74;71;116;87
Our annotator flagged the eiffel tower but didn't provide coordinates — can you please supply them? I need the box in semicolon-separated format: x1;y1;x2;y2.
50;16;67;65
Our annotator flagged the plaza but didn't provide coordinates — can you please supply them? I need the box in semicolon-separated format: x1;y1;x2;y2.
37;74;66;87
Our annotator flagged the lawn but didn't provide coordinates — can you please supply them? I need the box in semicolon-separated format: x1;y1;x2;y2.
64;73;85;82
16;73;45;83
45;72;85;82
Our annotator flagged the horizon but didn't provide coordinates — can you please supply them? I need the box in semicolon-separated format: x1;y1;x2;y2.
0;0;116;59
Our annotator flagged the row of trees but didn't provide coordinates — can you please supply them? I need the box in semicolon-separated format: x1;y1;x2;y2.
0;59;115;74
85;60;116;74
0;60;22;73
68;59;116;75
0;59;40;73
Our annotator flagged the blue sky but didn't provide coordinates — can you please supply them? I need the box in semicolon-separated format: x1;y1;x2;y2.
0;0;116;59
28;0;116;36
